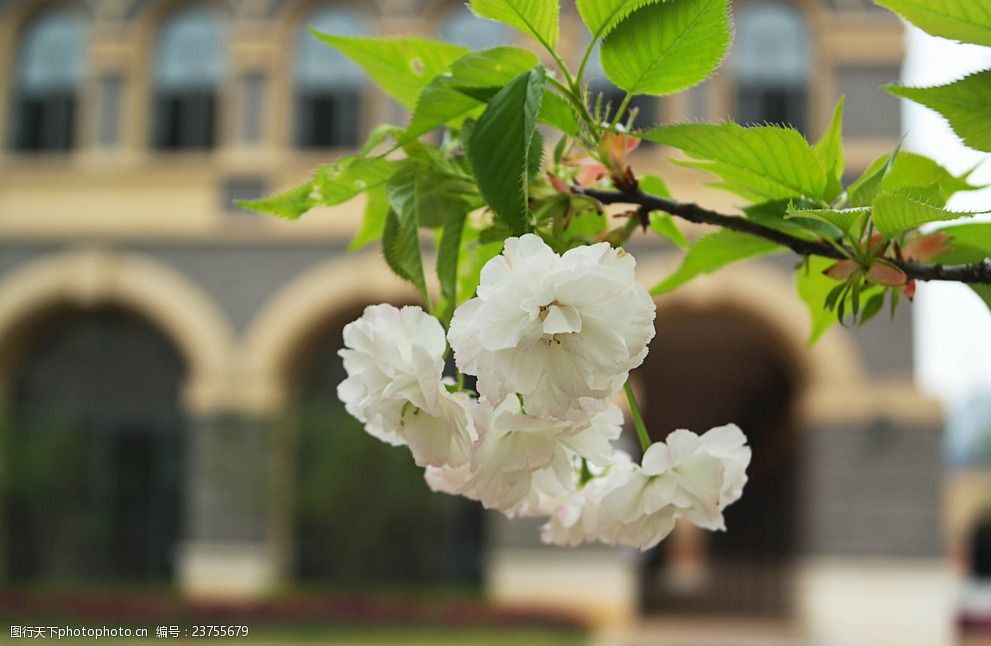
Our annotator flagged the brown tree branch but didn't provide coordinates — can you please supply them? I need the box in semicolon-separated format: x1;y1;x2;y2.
575;185;991;284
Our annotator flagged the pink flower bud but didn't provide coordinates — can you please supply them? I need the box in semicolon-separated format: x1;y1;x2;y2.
902;232;951;262
901;279;917;301
600;133;640;170
575;163;607;186
865;263;908;286
824;260;859;280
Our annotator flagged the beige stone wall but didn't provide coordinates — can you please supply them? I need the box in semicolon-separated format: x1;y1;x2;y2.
945;470;991;563
0;0;903;241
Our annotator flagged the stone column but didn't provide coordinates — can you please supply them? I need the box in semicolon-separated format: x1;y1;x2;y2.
796;383;950;644
177;412;284;598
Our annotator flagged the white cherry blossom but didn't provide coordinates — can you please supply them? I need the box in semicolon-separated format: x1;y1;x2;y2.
337;304;475;467
448;234;656;417
532;451;632;547
336;259;750;551
593;425;751;550
424;398;625;515
641;424;751;531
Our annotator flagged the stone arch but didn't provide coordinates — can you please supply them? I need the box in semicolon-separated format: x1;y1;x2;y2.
636;255;865;399
0;249;236;413
241;253;485;588
240;252;417;414
631;255;854;616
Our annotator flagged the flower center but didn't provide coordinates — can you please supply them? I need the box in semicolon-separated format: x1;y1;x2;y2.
538;300;582;339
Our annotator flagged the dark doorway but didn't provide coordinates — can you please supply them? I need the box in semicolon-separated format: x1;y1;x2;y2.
2;306;186;583
286;303;483;589
638;303;802;616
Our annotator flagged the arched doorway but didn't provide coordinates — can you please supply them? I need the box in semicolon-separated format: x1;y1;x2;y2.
638;303;802;616
284;302;483;588
2;305;186;583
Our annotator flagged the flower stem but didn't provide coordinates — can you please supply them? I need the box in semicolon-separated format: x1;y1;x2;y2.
610;92;634;130
623;381;651;452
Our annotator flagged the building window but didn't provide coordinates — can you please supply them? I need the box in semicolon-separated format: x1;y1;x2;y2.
438;4;510;49
9;8;87;152
295;7;368;149
152;6;226;150
732;2;809;133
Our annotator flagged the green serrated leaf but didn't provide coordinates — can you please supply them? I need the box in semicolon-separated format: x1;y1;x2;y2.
815;97;845;203
887;70;991;153
650;229;781;295
237;181;314;220
639;173;672;198
933;222;991;263
386;161;472;229
650;214;688;248
797;256;842;345
847;144;901;208
311;32;467;108
786;206;870;241
406;79;484;140
239;156;395;220
889;285;901;319
451;46;539;87
349;186;390;250
540;92;581;136
874;0;991;47
577;0;666;38
970;284;991;313
313;157;397;206
479;223;514;244
859;290;886;326
836;284;848;325
382;208;429;305
437;210;469;323
881;151;983;207
470;0;560;49
358;124;404;157
601;0;730;96
645;122;829;202
466;66;545;234
640;172;686;247
824;281;847;312
405;47;540;141
872;191;981;237
744;200;834;241
528;129;545;181
565;208;609;240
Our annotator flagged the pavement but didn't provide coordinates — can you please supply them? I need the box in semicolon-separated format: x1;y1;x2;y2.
593;618;817;646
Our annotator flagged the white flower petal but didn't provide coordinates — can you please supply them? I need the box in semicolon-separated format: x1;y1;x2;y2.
448;234;655;417
338;304;473;466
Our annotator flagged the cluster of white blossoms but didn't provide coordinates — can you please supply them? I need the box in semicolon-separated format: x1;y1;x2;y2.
338;234;752;550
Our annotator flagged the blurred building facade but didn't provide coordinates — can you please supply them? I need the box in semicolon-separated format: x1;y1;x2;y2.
0;0;956;642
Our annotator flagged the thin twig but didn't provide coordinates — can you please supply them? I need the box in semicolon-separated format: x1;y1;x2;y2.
575;186;991;284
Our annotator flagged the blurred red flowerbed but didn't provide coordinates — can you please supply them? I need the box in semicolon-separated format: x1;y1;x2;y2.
0;588;587;632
